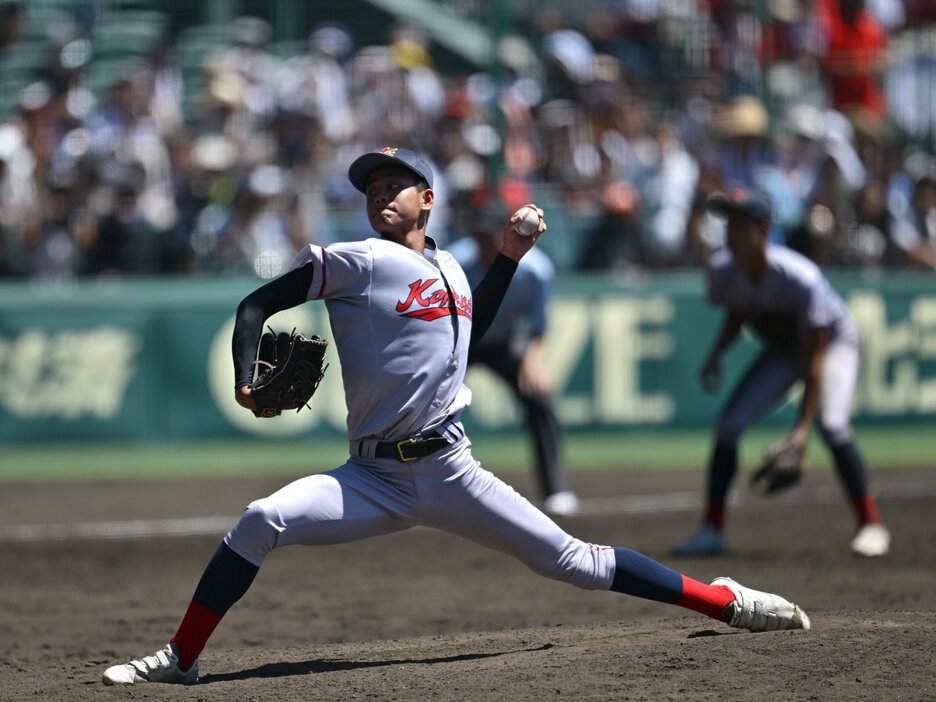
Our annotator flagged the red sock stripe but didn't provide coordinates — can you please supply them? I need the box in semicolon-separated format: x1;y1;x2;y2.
676;575;736;620
704;503;725;530
171;600;223;672
853;494;882;526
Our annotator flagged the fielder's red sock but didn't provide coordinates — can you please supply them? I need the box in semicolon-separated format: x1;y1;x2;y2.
171;600;222;672
676;575;737;620
704;502;726;531
852;494;882;526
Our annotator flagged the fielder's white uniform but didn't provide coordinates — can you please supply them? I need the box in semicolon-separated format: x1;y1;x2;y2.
224;237;615;590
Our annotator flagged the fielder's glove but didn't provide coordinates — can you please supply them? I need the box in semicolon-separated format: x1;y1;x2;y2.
250;328;329;418
750;436;805;495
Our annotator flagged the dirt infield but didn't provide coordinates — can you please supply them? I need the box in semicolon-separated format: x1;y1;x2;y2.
1;466;934;701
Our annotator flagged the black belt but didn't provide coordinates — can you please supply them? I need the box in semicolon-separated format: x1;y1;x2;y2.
372;433;450;462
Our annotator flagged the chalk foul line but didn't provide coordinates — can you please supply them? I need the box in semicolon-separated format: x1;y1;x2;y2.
0;516;236;542
1;481;933;543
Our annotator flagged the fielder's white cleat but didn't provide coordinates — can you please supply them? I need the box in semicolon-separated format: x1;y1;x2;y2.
851;523;890;557
712;577;811;632
543;491;580;517
102;642;198;685
671;523;726;556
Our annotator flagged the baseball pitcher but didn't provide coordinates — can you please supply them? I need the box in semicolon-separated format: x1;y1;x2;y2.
102;149;810;686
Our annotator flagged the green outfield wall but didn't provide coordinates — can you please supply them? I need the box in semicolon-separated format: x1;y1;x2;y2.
1;270;934;444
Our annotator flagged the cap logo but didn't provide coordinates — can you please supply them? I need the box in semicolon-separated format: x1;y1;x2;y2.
379;147;399;157
730;185;748;202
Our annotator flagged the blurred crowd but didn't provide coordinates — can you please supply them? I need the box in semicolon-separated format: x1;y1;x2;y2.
1;0;935;280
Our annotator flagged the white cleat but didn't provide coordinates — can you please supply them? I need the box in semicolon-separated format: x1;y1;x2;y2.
102;643;198;685
851;523;890;557
712;577;811;632
671;523;726;556
543;491;580;517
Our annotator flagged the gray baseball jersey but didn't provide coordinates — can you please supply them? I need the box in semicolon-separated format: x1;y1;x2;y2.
289;237;473;442
707;243;858;351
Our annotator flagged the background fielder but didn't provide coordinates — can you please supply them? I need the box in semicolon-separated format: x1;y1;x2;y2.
101;148;810;686
451;205;578;516
672;186;890;559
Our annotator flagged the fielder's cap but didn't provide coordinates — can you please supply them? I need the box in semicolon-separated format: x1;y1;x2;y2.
348;146;433;192
706;185;772;225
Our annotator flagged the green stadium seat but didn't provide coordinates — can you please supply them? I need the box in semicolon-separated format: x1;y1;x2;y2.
271;39;307;60
84;55;148;97
20;7;77;42
99;10;168;34
0;41;51;81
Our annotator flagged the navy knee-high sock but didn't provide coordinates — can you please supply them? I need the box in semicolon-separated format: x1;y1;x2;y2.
609;548;735;619
830;442;881;525
171;542;259;671
705;442;738;529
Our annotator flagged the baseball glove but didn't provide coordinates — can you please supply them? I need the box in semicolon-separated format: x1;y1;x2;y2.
250;328;329;418
750;436;805;495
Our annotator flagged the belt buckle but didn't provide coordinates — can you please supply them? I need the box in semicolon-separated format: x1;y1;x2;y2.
396;437;419;462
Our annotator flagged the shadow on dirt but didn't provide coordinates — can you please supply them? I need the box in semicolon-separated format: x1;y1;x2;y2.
197;643;555;683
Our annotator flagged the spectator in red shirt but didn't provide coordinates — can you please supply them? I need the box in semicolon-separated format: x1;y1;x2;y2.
818;0;888;117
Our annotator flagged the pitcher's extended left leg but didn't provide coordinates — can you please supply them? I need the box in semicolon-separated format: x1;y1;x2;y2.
418;442;805;630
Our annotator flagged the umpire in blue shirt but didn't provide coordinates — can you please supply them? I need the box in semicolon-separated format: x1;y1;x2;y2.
452;205;578;516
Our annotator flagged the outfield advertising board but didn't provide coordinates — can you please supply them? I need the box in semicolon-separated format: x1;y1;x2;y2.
1;271;934;443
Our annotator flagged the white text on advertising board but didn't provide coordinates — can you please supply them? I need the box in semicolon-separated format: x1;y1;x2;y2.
0;327;140;419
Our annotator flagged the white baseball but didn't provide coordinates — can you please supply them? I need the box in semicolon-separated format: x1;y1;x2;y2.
513;206;541;237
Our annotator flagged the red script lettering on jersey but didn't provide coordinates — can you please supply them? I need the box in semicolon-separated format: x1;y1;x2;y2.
396;279;472;321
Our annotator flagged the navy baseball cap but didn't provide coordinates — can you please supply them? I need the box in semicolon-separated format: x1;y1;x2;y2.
348;147;434;192
706;186;772;224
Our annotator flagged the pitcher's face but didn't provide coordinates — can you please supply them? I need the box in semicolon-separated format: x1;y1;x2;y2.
364;166;432;241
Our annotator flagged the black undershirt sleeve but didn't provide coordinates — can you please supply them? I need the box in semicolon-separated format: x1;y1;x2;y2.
470;253;518;351
232;263;317;388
